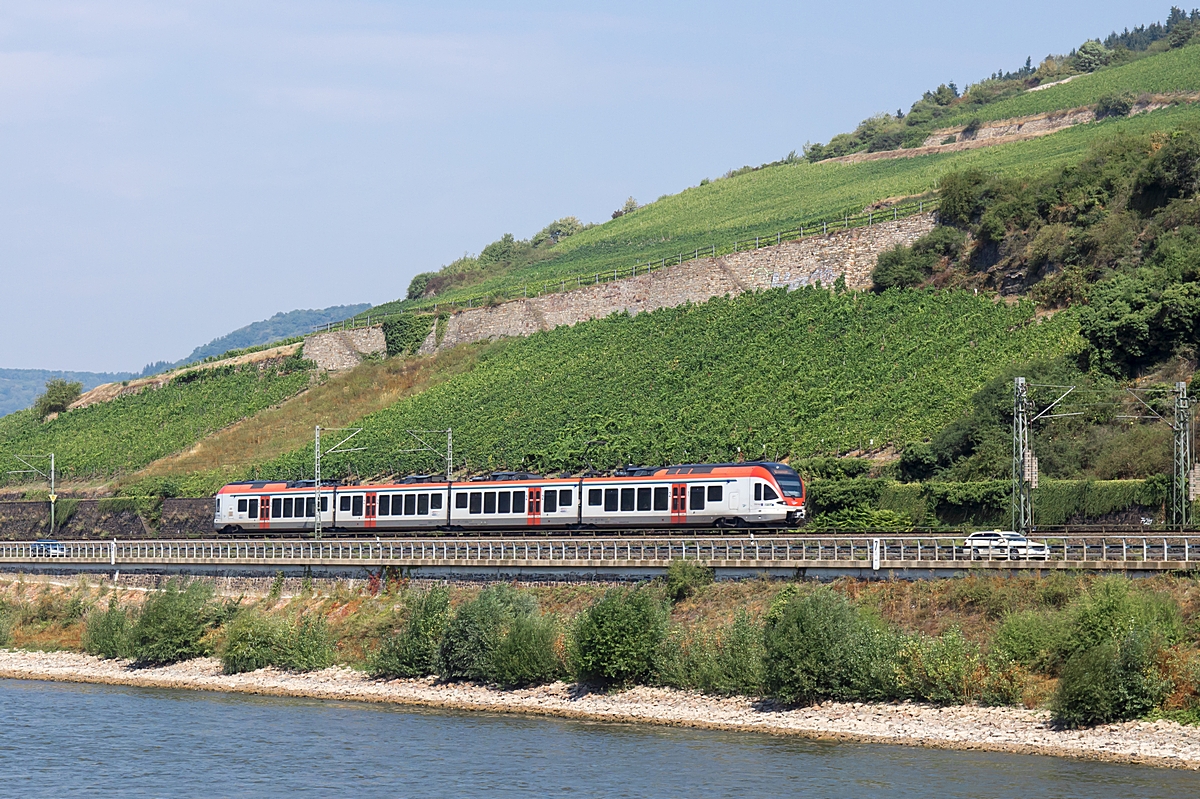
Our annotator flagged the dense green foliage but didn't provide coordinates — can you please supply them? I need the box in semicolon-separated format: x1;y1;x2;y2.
926;118;1200;378
438;585;536;682
219;611;335;674
82;599;135;659
871;226;966;290
763;587;899;704
664;559;714;603
371;587;451;678
381;315;435;357
655;610;766;696
33;379;82;421
129;580;221;666
269;289;1079;479
0;361;314;483
572;587;669;686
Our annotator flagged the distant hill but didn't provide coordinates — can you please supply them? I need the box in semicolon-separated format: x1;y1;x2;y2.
0;369;136;418
136;303;371;377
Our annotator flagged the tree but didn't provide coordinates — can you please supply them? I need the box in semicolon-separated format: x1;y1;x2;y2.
34;379;83;420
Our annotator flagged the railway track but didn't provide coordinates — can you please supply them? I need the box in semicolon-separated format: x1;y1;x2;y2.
5;534;1200;576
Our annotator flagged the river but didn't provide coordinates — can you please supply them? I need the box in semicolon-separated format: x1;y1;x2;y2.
1;679;1197;798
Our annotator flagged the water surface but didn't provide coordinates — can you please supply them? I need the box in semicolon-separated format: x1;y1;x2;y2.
1;679;1196;798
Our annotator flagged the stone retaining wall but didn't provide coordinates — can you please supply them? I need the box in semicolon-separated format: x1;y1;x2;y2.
420;213;935;353
0;499;213;540
302;327;386;371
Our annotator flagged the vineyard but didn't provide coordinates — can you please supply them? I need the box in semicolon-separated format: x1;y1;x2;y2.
937;44;1200;128
265;288;1082;481
0;362;316;484
363;102;1200;317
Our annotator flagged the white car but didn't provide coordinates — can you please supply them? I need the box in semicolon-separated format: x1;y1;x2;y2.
962;530;1049;560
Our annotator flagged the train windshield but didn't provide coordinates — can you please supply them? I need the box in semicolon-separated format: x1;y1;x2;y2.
768;464;804;498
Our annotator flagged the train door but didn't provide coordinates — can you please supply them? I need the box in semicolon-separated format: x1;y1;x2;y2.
365;492;377;530
527;487;542;526
670;483;687;524
259;494;271;531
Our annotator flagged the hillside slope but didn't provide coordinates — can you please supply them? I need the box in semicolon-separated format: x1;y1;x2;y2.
365;100;1200;317
0;369;136;418
264;289;1081;481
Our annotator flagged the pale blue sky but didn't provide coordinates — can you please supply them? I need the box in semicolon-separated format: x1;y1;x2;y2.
0;1;1166;371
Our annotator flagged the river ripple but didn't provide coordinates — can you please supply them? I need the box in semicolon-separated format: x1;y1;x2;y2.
1;679;1198;798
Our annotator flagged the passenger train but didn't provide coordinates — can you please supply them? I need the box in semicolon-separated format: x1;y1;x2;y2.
213;462;806;534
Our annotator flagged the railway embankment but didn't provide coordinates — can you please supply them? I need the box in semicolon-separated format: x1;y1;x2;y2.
1;649;1198;769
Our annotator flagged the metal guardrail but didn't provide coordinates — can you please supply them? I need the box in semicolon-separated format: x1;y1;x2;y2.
313;199;940;333
3;534;1199;570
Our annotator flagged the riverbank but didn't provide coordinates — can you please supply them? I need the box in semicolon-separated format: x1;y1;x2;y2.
3;649;1199;770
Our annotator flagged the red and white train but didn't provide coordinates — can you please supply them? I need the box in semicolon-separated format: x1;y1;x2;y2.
213;462;806;534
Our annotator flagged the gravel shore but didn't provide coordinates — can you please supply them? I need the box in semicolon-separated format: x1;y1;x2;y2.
3;648;1199;769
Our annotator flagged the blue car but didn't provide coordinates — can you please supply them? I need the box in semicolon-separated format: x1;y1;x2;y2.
29;539;67;557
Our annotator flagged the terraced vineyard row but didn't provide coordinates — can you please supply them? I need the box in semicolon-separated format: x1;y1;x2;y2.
0;363;316;484
364;101;1200;317
270;288;1083;480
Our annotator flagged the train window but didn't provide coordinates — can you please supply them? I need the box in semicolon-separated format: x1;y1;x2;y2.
637;487;651;511
559;489;572;507
620;488;635;512
653;487;669;511
588;489;602;506
431;493;443;510
283;498;294;518
512;490;525;513
418;494;429;515
689;486;705;511
604;489;618;512
544;490;557;513
763;485;779;501
237;499;247;513
352;496;364;516
306;498;316;517
754;483;762;501
456;493;468;509
404;494;416;515
272;498;283;518
379;495;391;516
249;499;259;518
707;485;723;502
320;497;329;512
484;492;497;514
498;492;511;514
469;492;482;514
341;496;352;512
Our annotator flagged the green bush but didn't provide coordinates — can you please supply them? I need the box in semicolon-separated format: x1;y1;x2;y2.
872;245;930;290
1052;634;1168;727
82;599;134;659
763;587;899;704
980;655;1028;706
1061;577;1183;660
33;378;82;420
1096;92;1136;119
896;628;980;705
283;616;335;672
220;611;335;674
664;559;713;603
0;604;12;648
993;609;1069;674
490;613;563;688
130;580;216;665
656;610;766;696
439;585;533;682
372;587;451;678
220;610;285;674
572;587;669;686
